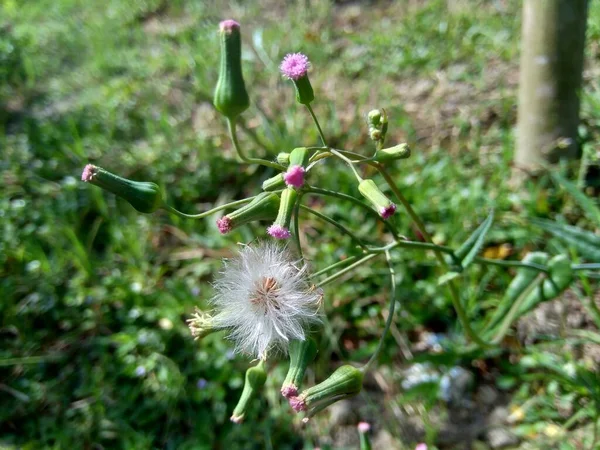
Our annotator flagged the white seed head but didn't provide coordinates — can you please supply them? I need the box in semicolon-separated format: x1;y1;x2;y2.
210;242;321;358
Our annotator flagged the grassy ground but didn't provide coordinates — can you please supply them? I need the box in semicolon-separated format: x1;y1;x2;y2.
2;0;600;448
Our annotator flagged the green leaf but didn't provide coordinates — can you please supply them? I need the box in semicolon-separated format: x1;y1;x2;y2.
531;218;600;262
455;210;494;270
550;171;600;227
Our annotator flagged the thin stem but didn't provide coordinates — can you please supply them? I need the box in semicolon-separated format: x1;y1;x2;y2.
363;250;396;372
300;205;368;250
309;255;361;279
377;164;489;348
329;148;364;182
573;263;600;271
162;198;253;219
475;257;549;273
293;192;304;260
305;104;327;147
227;118;286;171
317;253;379;287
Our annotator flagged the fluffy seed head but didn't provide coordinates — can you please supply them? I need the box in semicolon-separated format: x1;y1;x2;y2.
283;165;305;188
280;53;310;80
217;216;233;234
267;224;291;239
210;243;321;358
380;203;396;220
81;164;97;182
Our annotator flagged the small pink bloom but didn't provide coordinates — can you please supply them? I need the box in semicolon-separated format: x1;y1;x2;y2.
357;422;371;433
280;53;310;80
415;444;428;450
219;19;240;33
216;216;232;234
289;396;306;412
81;164;97;182
283;165;305;188
267;224;291;239
230;414;243;424
380;203;396;220
281;384;298;399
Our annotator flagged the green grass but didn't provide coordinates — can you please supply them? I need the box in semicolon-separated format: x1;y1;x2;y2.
2;0;600;448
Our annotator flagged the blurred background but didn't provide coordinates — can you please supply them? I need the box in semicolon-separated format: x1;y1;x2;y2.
2;0;600;448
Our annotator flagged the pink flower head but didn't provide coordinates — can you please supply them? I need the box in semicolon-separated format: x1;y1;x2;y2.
283;165;305;188
280;53;310;80
289;396;306;412
415;444;428;450
380;203;396;220
216;216;232;234
267;224;291;239
357;422;371;433
281;384;298;399
81;164;97;182
219;19;240;33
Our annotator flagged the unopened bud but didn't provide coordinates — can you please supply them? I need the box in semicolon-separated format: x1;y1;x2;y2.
373;143;411;163
288;147;310;167
216;192;279;234
267;187;297;239
280;53;314;105
289;365;364;420
262;173;286;192
81;164;164;214
214;20;250;119
358;179;396;220
277;152;290;166
187;308;216;340
281;338;317;398
367;109;388;145
231;361;267;424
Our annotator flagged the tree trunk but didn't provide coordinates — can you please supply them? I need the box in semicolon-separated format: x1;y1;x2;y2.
515;0;588;171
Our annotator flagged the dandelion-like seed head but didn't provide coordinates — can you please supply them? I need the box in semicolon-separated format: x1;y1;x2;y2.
280;53;310;80
210;242;321;358
380;203;396;220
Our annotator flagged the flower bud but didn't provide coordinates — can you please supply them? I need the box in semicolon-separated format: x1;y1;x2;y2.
187;308;216;340
289;365;364;420
357;422;372;450
277;152;290;166
288;147;310;167
267;187;297;239
216;192;279;234
358;179;396;220
281;338;318;398
231;361;267;424
367;108;388;146
262;173;286;192
280;53;314;105
81;164;164;214
213;20;250;119
373;143;411;163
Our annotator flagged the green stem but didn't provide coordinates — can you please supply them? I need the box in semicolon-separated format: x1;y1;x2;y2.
305;104;327;147
309;255;361;279
475;257;549;273
363;250;396;372
300;205;368;250
162;197;253;219
329;148;364;182
573;263;600;271
377;164;489;348
293;192;304;260
317;253;379;287
227;119;285;171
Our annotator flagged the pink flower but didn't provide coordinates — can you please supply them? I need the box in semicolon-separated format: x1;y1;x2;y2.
280;53;310;80
288;396;306;412
380;203;396;220
267;224;291;239
357;422;371;433
415;444;428;450
216;216;232;234
281;384;298;399
81;164;97;182
283;165;305;188
219;19;240;33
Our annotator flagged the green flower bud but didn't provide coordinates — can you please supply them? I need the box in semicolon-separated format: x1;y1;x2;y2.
367;109;382;127
81;164;164;214
277;152;290;166
187;308;216;340
373;143;411;163
217;192;279;234
288;147;310;168
281;338;318;398
262;173;286;192
289;365;364;421
231;361;267;424
213;20;250;119
367;108;388;146
267;187;297;239
358;179;396;220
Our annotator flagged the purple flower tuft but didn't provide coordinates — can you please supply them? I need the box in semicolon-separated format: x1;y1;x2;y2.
415;445;428;450
357;422;371;433
216;216;233;234
280;53;310;80
267;224;291;239
196;378;208;389
380;203;396;220
219;19;240;33
81;164;97;182
288;396;306;412
281;384;298;399
283;165;305;188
